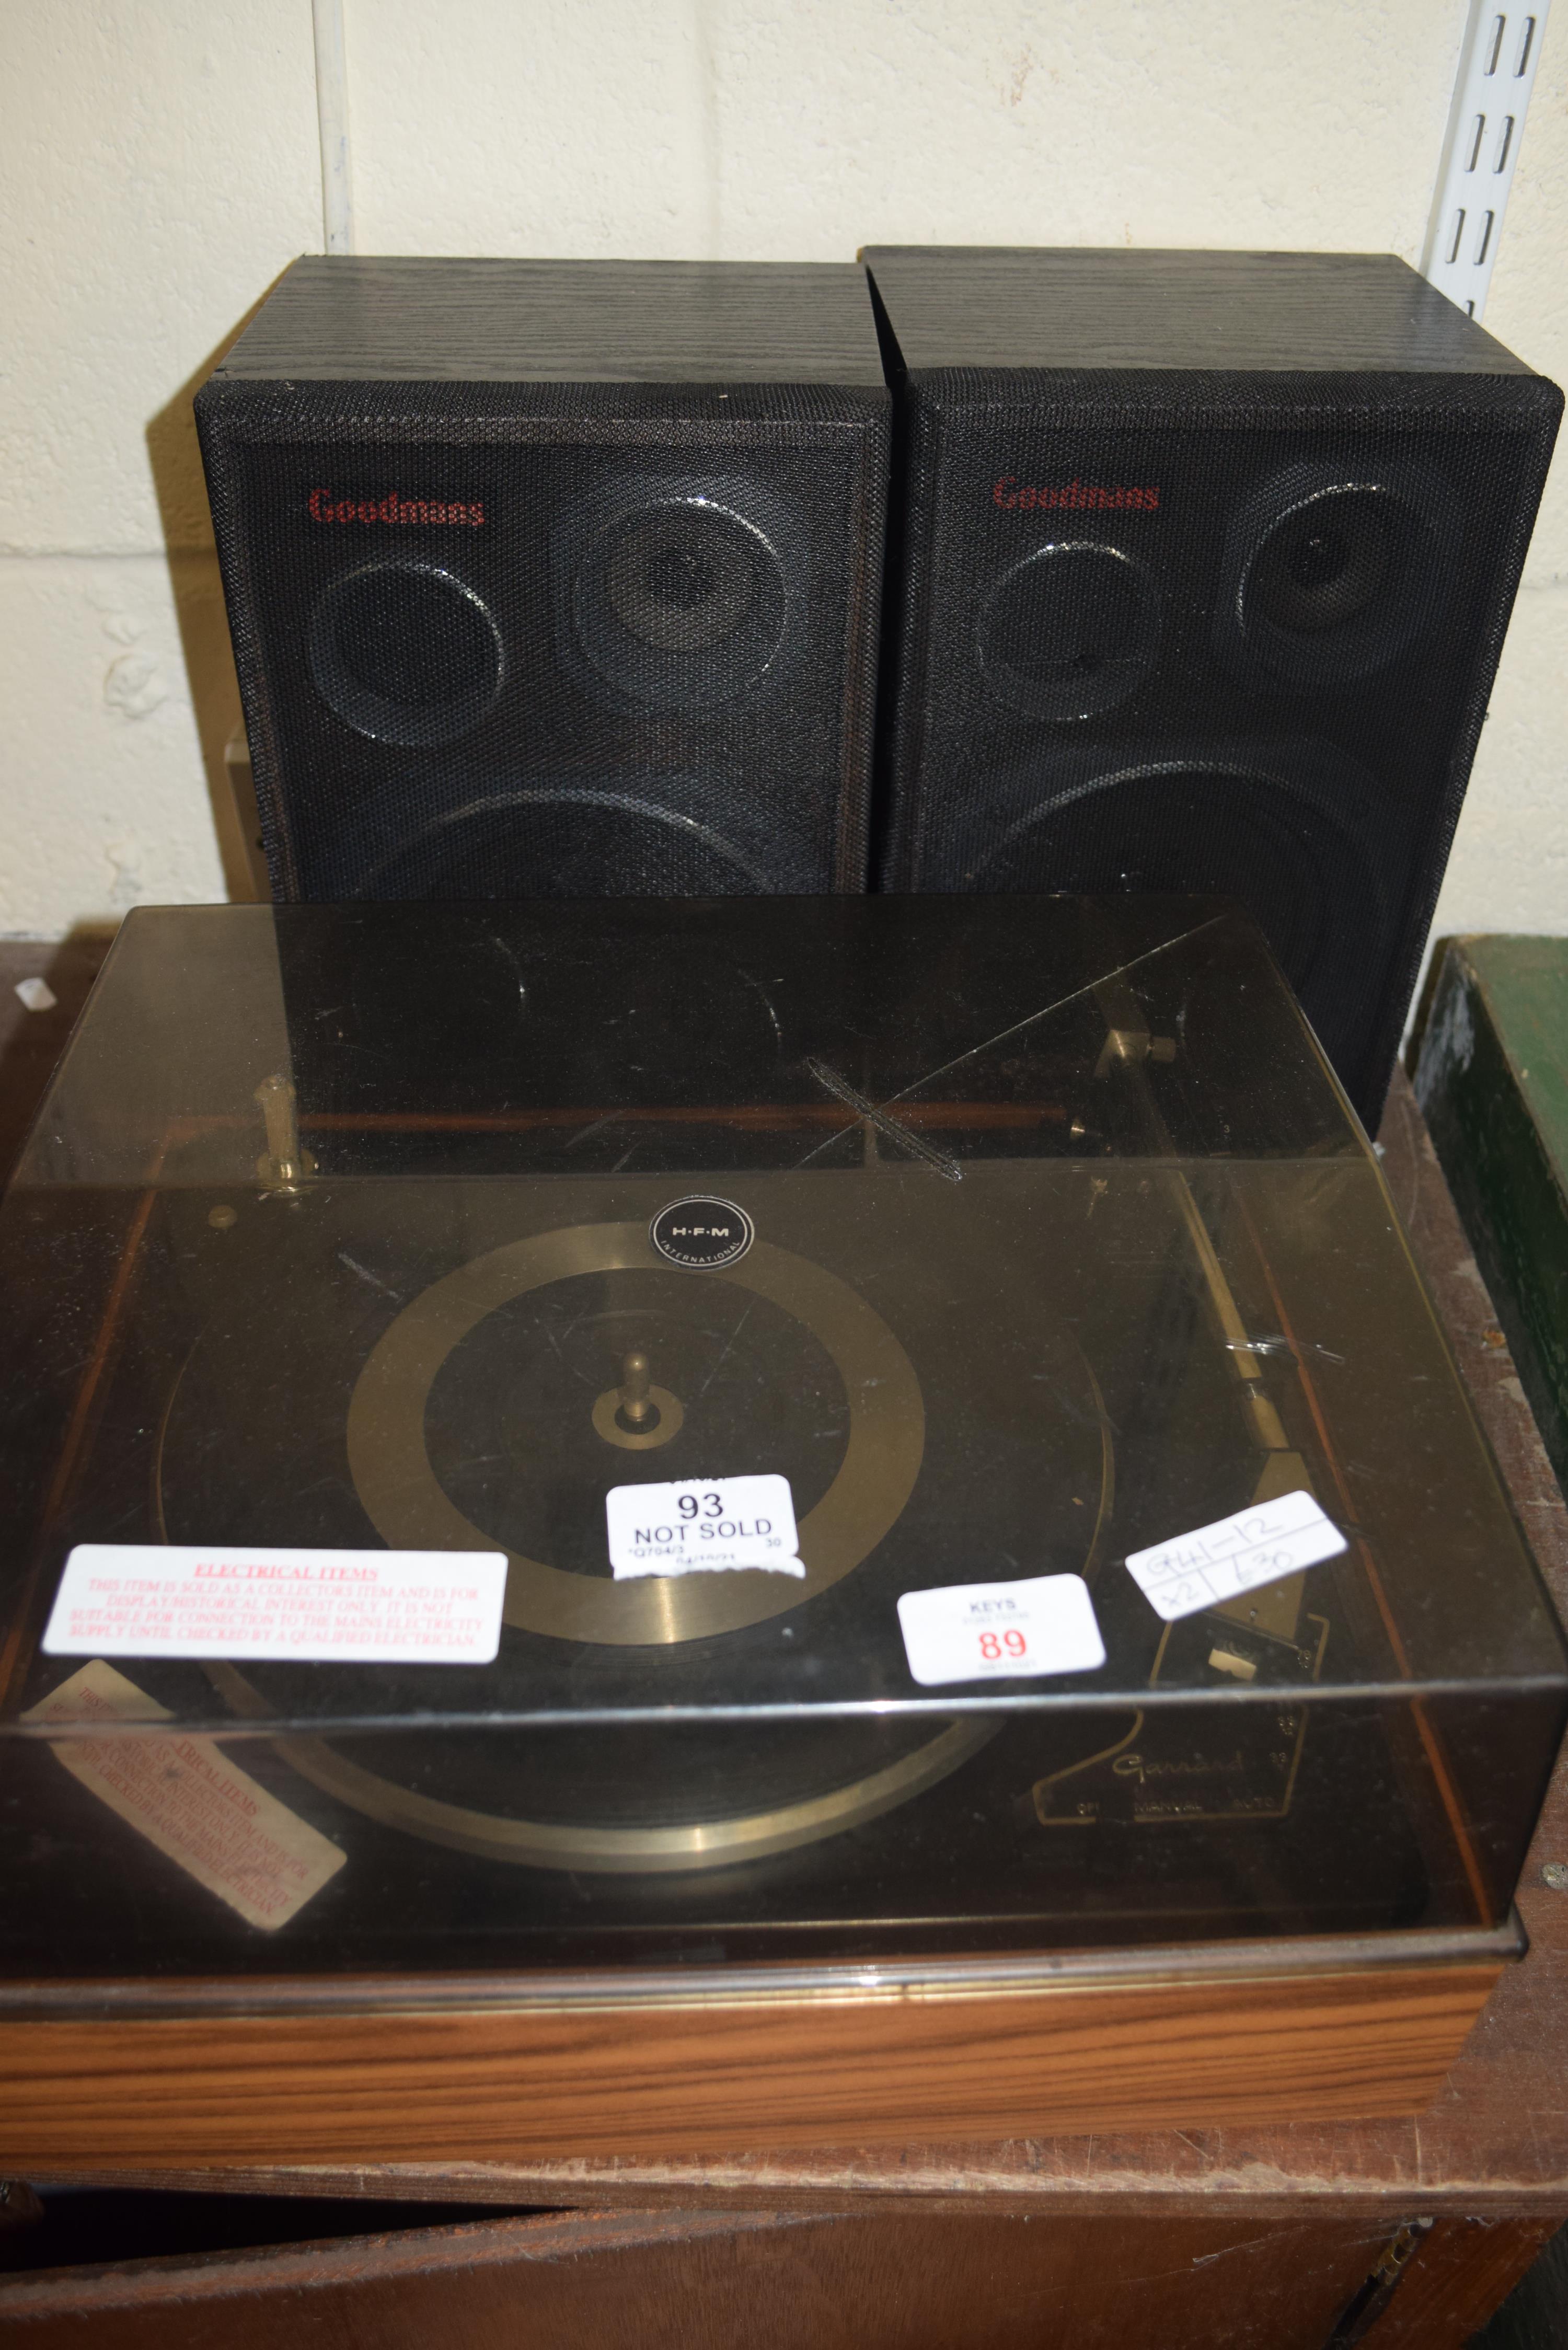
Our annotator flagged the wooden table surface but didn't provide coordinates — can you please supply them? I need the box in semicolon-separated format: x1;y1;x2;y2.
4;932;1565;2238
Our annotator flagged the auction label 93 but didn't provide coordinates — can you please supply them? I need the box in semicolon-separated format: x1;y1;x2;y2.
606;1472;803;1580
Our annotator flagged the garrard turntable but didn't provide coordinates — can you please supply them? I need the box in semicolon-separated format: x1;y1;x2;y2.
0;893;1564;2165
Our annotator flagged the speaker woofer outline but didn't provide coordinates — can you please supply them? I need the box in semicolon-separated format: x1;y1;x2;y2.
358;784;785;902
976;539;1162;721
1217;459;1451;690
307;559;505;747
936;738;1396;1061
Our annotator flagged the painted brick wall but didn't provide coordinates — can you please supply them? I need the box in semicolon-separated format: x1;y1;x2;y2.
0;0;1562;938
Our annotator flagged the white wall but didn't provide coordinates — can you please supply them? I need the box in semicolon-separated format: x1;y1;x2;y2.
0;0;1563;941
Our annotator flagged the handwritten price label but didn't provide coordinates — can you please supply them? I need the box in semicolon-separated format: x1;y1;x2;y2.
896;1573;1105;1688
1124;1489;1346;1623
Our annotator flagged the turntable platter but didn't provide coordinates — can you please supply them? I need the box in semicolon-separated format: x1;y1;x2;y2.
345;1223;927;1644
151;1199;1113;1871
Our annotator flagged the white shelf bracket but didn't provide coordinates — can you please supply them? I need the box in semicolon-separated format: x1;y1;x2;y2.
313;0;355;257
1421;0;1551;320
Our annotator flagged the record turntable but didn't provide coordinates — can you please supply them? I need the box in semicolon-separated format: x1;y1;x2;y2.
0;893;1562;2163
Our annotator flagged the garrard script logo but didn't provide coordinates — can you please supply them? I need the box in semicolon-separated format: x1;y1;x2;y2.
994;477;1160;512
308;488;486;527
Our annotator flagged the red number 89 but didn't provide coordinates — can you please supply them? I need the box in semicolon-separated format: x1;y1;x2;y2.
978;1629;1028;1661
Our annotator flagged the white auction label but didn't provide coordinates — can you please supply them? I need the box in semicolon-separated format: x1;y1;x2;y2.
896;1573;1106;1687
606;1474;803;1579
1124;1488;1346;1623
41;1545;509;1664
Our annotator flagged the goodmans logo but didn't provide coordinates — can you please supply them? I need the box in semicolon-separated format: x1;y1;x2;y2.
994;476;1159;512
308;488;486;527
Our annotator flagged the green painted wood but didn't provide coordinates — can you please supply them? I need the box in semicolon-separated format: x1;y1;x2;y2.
1414;937;1568;1496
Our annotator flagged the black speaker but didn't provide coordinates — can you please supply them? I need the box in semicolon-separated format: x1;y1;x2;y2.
195;259;889;901
864;247;1562;1123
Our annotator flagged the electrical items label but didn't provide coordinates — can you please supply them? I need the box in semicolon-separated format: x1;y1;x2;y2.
41;1545;509;1664
896;1573;1106;1688
1125;1489;1347;1623
607;1474;803;1579
24;1660;346;1931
